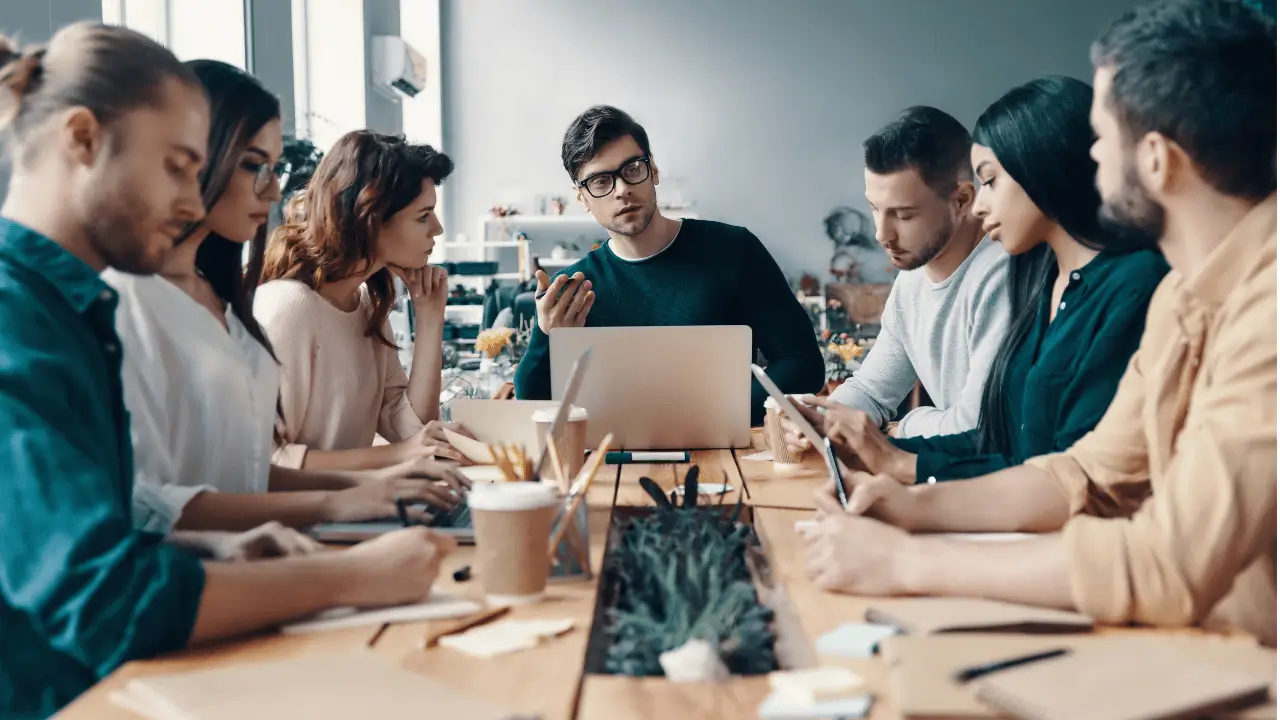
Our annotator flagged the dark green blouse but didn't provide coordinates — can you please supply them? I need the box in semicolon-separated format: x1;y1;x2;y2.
892;249;1169;483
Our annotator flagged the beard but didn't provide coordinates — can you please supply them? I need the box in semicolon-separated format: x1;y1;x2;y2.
602;199;657;238
82;177;173;275
888;217;953;271
1097;160;1165;253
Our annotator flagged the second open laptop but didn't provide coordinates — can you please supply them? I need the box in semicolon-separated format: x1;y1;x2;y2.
549;325;753;450
311;347;596;544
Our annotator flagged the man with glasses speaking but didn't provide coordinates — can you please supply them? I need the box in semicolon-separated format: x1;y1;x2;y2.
513;105;823;424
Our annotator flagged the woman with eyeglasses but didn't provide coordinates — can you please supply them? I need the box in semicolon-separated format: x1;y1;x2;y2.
107;61;468;534
254;130;472;474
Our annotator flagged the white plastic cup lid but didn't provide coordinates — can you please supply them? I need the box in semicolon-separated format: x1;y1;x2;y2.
467;482;559;511
531;405;589;423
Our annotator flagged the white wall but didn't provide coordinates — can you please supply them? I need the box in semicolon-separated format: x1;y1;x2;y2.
0;0;104;200
439;0;1143;280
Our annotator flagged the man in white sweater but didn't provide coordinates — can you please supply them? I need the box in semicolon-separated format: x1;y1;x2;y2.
826;107;1011;438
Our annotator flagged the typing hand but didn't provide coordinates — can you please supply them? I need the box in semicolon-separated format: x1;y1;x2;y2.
324;459;471;522
396;421;470;464
341;527;456;607
422;421;476;465
534;270;594;332
170;522;323;561
799;494;910;597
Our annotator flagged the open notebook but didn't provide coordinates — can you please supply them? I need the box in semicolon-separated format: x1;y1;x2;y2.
975;637;1272;720
109;652;533;720
883;634;1276;720
864;597;1094;635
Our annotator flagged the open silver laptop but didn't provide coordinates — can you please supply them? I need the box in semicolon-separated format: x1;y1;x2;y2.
312;347;595;544
549;325;752;450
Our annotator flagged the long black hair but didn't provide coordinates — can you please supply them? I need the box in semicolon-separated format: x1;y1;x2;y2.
181;59;281;358
971;75;1118;456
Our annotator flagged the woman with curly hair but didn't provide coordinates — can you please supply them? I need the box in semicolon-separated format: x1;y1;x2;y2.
256;130;470;471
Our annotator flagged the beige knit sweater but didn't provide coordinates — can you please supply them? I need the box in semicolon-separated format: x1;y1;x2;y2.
253;279;425;467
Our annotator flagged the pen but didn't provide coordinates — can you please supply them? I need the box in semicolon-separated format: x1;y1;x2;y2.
953;648;1070;683
604;451;690;464
394;497;411;527
824;438;849;509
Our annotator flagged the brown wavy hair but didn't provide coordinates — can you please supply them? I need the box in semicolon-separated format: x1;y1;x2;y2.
261;131;454;347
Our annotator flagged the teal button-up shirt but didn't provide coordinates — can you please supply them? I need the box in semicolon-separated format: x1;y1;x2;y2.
0;219;205;718
893;250;1170;483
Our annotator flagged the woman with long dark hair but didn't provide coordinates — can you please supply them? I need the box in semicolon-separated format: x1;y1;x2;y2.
108;61;466;533
811;76;1169;483
255;131;469;472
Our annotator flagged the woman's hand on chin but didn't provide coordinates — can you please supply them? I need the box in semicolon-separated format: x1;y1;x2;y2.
389;264;449;319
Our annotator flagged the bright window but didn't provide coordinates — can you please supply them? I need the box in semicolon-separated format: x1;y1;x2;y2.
290;0;366;151
102;0;247;69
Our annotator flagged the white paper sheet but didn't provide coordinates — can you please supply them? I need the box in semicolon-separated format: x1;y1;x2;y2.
280;593;483;635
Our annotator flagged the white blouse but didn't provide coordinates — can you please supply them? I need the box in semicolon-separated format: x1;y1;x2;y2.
106;271;280;533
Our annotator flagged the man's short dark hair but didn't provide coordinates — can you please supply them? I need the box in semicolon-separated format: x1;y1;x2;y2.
863;106;973;196
561;105;651;181
1092;0;1276;199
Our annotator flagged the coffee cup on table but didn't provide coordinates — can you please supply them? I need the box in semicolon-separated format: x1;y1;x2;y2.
763;396;805;475
532;405;589;480
468;482;559;606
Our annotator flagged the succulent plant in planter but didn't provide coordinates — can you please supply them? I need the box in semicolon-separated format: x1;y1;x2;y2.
601;467;777;677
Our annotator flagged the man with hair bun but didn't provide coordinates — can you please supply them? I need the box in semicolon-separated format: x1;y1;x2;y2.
0;24;456;716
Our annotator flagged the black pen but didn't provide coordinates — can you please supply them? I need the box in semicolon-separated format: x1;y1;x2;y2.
823;438;849;509
953;648;1070;683
394;497;411;527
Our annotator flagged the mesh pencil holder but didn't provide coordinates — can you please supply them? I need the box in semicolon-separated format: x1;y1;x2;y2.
549;500;592;580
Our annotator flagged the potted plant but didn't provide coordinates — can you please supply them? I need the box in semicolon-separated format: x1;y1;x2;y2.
592;467;778;678
551;240;580;261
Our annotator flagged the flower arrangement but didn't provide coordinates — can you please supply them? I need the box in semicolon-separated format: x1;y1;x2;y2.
821;329;865;387
510;317;534;363
475;327;515;358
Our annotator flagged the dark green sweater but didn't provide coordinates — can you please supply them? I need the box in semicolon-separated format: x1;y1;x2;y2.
514;219;824;424
892;249;1170;482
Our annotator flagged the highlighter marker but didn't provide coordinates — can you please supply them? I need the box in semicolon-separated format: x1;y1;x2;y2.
604;451;692;464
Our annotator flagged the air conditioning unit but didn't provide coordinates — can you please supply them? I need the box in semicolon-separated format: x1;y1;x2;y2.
371;35;427;100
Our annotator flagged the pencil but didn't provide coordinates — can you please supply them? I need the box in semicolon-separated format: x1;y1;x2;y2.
422;606;511;649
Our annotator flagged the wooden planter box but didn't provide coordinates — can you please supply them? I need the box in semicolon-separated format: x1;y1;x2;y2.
576;499;818;719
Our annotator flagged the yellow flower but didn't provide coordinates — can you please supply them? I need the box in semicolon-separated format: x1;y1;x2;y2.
475;327;515;358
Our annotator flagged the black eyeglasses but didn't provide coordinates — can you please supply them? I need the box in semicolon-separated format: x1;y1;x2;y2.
577;156;651;199
253;160;289;198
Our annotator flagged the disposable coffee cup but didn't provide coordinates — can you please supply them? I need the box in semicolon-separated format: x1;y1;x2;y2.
532;405;589;480
468;482;559;606
764;396;805;475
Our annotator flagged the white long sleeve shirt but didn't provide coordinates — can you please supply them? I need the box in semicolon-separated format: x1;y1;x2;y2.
106;271;279;533
827;237;1011;438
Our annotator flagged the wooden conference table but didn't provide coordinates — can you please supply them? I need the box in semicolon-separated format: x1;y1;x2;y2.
58;431;1267;720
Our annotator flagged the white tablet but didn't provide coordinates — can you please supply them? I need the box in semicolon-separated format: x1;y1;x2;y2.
750;364;826;449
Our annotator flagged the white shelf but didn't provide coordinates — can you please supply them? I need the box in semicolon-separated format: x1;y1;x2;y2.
539;257;582;269
484;214;599;225
479;209;697;229
446;240;524;248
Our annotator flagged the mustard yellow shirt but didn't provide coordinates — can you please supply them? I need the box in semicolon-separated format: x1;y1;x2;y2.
1028;195;1277;646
